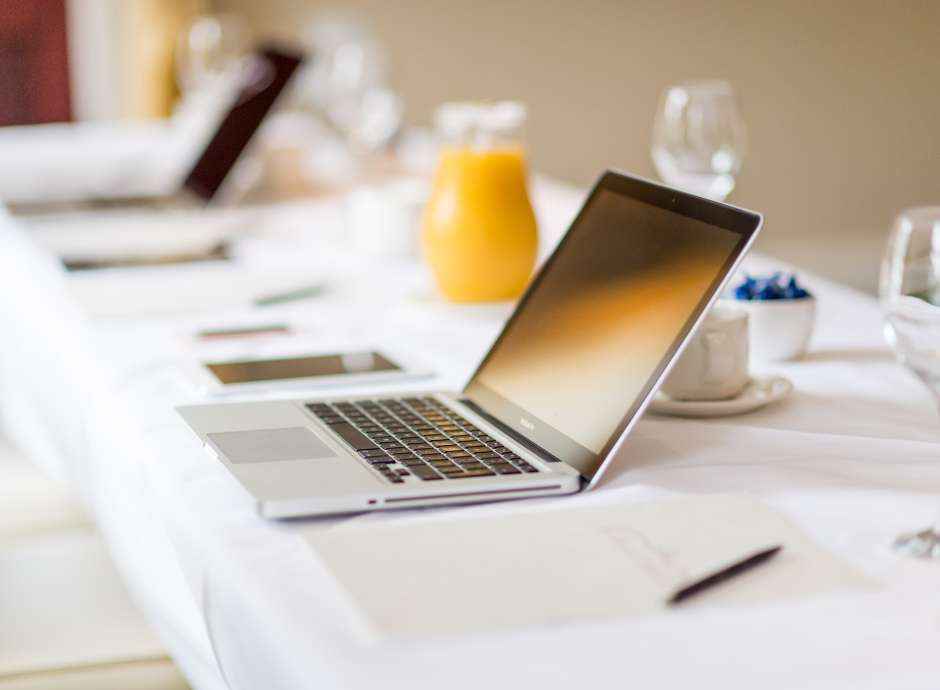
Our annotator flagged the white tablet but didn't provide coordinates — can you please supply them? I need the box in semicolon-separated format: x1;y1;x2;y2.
186;350;431;395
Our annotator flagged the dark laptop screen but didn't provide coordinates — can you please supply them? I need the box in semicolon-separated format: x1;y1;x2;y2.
182;46;303;201
464;173;760;478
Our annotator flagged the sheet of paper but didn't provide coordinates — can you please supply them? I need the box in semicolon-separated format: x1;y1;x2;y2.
305;494;876;637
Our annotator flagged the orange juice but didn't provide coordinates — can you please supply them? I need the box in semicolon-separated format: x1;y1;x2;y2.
423;145;538;302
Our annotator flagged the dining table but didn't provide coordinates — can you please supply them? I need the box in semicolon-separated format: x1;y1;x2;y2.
1;178;938;690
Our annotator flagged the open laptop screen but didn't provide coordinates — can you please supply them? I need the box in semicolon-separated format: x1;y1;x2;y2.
182;46;303;201
464;173;760;479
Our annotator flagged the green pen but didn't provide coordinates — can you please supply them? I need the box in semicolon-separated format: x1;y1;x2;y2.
253;283;326;307
195;324;292;341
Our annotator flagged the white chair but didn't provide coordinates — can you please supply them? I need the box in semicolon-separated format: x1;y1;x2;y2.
0;440;190;690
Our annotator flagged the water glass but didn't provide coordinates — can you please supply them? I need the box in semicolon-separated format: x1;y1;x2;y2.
176;14;249;94
303;16;402;156
880;207;940;558
652;80;746;201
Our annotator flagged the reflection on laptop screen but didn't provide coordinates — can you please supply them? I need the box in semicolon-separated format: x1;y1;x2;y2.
467;186;748;477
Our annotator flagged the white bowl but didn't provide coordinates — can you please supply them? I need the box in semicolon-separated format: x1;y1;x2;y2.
728;296;816;363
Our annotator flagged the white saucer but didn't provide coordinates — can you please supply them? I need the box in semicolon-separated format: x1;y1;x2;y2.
649;375;794;418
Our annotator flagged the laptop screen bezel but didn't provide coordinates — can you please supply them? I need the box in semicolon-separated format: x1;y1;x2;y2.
462;170;762;481
181;46;304;202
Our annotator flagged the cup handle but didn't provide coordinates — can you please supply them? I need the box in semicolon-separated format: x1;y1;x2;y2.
702;331;735;384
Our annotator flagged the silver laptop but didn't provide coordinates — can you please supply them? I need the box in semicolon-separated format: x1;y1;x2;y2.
10;46;304;217
178;171;762;518
14;47;304;270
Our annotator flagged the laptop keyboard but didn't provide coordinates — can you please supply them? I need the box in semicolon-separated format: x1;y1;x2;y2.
306;397;540;484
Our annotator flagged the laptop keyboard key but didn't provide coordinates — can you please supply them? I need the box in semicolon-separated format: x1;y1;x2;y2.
413;467;443;481
330;423;378;451
450;468;495;478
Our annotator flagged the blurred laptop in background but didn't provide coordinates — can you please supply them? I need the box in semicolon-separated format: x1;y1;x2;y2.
5;46;303;268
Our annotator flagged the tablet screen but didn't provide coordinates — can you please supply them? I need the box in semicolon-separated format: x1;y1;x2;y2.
206;352;401;385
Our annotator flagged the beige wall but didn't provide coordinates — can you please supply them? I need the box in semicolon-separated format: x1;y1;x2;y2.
216;0;940;292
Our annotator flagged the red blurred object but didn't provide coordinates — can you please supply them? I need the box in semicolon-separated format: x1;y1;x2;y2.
0;0;72;125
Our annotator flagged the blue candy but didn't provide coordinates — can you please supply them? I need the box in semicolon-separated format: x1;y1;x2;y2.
732;272;811;301
784;275;810;299
734;276;756;300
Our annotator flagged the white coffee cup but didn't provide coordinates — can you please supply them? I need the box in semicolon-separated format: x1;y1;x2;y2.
346;179;428;258
661;305;749;401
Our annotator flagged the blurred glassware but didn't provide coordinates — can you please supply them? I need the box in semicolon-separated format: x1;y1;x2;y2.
880;207;940;559
652;80;746;201
303;15;403;158
176;13;249;95
422;102;537;302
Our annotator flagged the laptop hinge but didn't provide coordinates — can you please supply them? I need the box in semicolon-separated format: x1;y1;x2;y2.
459;399;564;464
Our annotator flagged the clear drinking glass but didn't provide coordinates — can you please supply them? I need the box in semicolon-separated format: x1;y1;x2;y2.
652;80;746;201
880;207;940;559
303;15;402;156
176;14;249;94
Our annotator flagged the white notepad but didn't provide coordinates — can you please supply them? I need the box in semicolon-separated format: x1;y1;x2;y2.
305;494;875;637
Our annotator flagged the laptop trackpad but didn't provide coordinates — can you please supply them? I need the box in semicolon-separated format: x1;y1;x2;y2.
209;427;335;464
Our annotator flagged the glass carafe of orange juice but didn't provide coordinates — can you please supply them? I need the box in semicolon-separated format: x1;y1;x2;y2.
422;102;538;302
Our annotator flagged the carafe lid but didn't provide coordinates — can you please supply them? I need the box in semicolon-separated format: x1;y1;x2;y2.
434;101;527;148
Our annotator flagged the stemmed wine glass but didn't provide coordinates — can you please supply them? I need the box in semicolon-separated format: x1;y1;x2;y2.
176;14;249;94
880;207;940;559
303;16;403;158
652;80;746;201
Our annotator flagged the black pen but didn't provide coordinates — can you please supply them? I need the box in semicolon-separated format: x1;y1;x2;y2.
668;545;783;605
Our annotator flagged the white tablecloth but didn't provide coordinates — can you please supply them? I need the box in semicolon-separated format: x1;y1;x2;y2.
1;183;939;690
